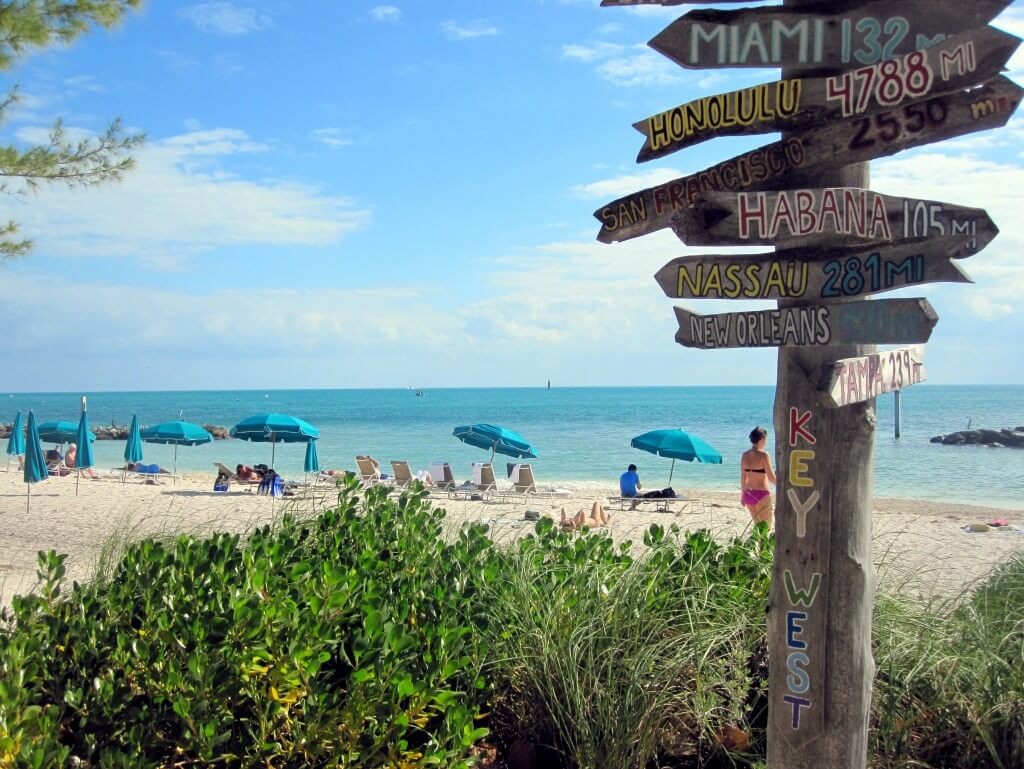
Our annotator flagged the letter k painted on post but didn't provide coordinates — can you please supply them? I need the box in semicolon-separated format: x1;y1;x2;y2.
789;407;816;447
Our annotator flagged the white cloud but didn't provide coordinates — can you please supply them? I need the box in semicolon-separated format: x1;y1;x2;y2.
562;42;624;62
440;20;499;40
571;167;682;199
311;128;353;148
564;40;685;87
179;3;271;36
0;127;369;267
371;5;401;22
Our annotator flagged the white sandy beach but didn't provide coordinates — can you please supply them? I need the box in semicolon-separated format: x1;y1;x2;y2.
0;468;1022;608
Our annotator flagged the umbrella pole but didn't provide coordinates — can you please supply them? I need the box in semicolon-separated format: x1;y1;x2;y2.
173;444;179;484
668;458;676;485
26;483;30;515
5;455;9;474
76;470;80;496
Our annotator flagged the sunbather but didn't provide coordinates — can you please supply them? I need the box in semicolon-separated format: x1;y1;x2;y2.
127;462;170;475
560;502;610;531
66;443;99;478
236;464;263;481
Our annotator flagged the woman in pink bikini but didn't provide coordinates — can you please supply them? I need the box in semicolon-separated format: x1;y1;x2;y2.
741;426;777;525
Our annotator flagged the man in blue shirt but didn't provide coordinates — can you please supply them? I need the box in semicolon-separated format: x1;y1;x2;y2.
620;464;641;509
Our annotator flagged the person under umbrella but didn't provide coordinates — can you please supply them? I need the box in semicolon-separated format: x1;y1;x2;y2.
140;420;213;482
231;413;319;468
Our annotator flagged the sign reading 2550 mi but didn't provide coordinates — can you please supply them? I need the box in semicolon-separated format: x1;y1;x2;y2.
636;26;1018;161
655;239;972;302
673;298;938;350
672;188;998;256
595;76;1021;243
649;0;1011;71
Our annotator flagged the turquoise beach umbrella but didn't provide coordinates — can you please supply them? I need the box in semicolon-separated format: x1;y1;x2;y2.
304;440;320;474
23;411;48;513
74;406;95;495
231;413;319;466
38;420;95;445
5;411;24;473
452;423;539;463
124;415;143;463
141;420;213;479
630;428;723;484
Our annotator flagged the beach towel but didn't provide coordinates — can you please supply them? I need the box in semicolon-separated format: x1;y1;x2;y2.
472;462;484;486
507;463;522;482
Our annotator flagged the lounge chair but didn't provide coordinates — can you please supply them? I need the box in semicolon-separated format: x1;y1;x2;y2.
448;462;497;500
498;464;573;503
355;455;386;487
214;462;260;491
428;461;456;491
390;460;414;489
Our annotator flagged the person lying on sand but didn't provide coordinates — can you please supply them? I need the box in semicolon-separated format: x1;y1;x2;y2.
560;502;611;531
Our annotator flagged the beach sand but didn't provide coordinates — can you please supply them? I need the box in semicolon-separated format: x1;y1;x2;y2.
1;469;1022;607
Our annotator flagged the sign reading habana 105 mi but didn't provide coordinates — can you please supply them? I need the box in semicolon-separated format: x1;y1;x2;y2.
821;346;926;408
654;239;972;302
673;298;938;350
672;188;997;257
595;75;1022;243
649;0;1011;71
635;26;1018;161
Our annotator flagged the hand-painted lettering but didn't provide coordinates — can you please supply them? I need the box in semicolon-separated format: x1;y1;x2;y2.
789;450;815;486
787;652;811;694
787;611;808;649
783;695;813;730
784;571;822;608
789;408;816;447
787;488;821;538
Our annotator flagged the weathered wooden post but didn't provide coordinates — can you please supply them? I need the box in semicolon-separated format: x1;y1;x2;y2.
595;0;1019;766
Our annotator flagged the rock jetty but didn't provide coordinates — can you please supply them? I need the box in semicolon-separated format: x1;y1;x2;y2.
930;427;1024;448
0;423;230;440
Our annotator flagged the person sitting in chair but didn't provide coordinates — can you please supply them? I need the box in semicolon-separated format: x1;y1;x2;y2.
66;443;99;478
619;463;641;510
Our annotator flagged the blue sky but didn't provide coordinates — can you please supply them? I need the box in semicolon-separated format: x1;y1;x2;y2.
1;0;1023;391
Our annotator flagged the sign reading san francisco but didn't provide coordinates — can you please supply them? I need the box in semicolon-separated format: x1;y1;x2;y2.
596;76;1021;243
673;298;939;350
672;188;997;256
649;0;1011;71
635;26;1018;161
655;239;972;301
821;346;927;408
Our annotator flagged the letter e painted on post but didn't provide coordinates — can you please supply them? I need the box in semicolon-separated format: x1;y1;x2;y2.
790;450;815;486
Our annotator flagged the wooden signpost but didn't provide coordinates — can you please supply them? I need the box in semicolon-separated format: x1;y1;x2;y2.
655;238;973;301
636;26;1019;161
649;0;1012;71
672;298;938;349
671;188;998;255
820;346;926;408
595;76;1022;242
593;0;1015;765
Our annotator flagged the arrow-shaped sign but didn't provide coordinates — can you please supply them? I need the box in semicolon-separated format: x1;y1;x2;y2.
671;188;998;256
673;298;939;349
595;76;1021;243
649;0;1012;71
655;239;973;301
635;26;1019;161
820;346;927;407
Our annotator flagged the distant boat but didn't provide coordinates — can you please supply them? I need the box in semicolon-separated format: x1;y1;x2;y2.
415;390;424;397
547;380;551;391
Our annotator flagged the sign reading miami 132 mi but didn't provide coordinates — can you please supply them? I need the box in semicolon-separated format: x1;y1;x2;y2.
649;0;1011;71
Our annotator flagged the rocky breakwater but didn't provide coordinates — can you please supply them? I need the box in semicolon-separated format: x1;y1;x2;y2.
930;427;1024;448
0;423;231;440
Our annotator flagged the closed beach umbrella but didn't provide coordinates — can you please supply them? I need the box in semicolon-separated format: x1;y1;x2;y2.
38;420;95;446
452;423;539;463
141;420;213;479
631;428;723;484
122;414;144;485
23;411;48;513
230;413;319;466
73;400;95;496
304;440;320;474
5;411;24;473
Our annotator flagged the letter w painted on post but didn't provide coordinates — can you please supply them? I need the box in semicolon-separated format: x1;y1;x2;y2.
784;570;822;608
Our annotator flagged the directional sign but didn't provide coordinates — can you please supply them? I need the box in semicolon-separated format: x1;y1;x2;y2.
595;76;1021;243
649;0;1011;71
672;298;938;349
635;26;1019;161
671;188;998;256
821;346;927;407
655;239;972;302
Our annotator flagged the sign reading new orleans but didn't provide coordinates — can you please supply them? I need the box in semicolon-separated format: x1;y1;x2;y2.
635;26;1018;161
649;0;1012;71
595;76;1021;243
673;298;939;350
821;346;927;408
654;239;973;301
672;188;998;255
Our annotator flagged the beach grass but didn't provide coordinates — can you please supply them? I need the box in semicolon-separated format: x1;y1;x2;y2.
0;482;1020;768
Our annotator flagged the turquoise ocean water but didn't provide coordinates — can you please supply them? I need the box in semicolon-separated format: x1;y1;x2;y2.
3;386;1022;509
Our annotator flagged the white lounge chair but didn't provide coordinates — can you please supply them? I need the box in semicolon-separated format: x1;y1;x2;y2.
448;462;497;500
355;455;386;487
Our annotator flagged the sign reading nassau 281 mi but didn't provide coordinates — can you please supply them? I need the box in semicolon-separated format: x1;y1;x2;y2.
649;0;1011;71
